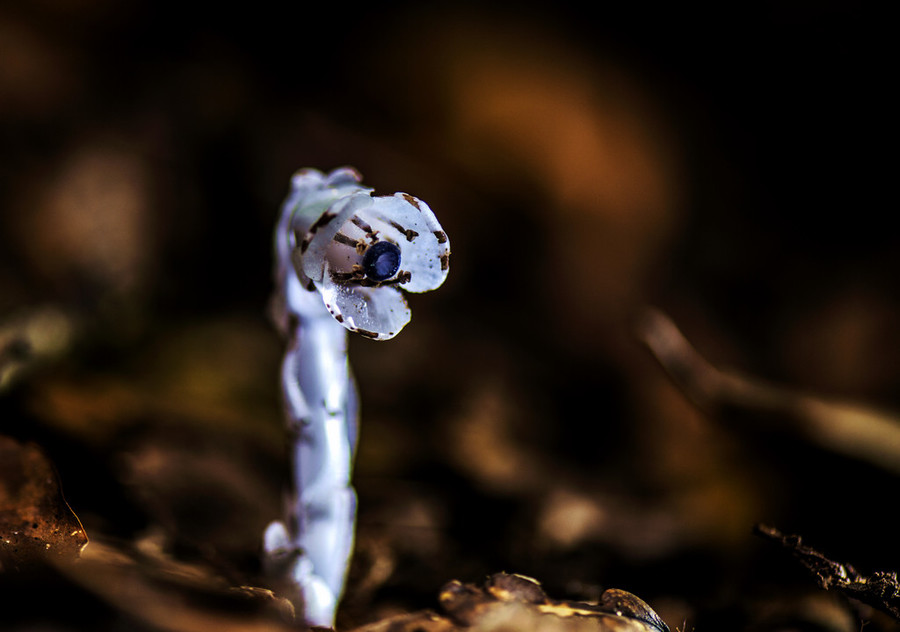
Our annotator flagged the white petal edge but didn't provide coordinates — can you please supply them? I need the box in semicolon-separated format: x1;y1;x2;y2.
319;282;411;340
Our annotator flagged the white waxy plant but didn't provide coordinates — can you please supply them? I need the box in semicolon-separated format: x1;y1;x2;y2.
263;167;450;627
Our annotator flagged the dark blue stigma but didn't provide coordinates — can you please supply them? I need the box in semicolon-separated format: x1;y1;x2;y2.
362;241;401;281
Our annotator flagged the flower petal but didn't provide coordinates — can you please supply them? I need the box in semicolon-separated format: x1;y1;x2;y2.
300;192;374;283
356;193;450;293
319;281;411;340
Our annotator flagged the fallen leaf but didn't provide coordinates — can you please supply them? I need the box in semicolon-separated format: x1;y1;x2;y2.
0;435;88;571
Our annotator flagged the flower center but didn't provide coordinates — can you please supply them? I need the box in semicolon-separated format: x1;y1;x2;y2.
362;241;401;281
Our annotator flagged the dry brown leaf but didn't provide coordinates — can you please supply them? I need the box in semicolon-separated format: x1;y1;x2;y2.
58;538;300;632
0;435;88;570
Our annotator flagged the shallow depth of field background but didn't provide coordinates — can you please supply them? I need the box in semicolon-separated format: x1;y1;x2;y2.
1;2;897;630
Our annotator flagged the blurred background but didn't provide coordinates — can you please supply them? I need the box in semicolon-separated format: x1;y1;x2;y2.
1;1;898;630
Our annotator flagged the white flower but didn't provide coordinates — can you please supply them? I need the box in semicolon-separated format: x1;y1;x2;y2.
283;168;450;340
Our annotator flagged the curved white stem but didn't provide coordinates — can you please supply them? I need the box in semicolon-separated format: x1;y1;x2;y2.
264;168;449;627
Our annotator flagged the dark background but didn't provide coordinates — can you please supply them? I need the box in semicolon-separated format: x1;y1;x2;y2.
1;1;898;630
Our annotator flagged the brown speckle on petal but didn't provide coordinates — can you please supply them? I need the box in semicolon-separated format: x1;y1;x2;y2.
401;193;422;210
309;212;337;234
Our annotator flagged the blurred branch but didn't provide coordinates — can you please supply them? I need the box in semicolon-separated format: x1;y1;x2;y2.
0;307;75;393
634;307;900;475
755;524;900;621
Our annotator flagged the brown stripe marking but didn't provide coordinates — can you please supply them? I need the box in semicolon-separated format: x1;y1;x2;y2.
351;216;374;233
333;232;360;248
354;270;410;287
440;253;450;271
309;211;336;234
434;230;448;244
401;193;421;210
389;220;419;242
331;266;366;282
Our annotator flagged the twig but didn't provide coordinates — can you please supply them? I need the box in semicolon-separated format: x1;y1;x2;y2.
634;307;900;476
755;524;900;621
0;307;75;393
